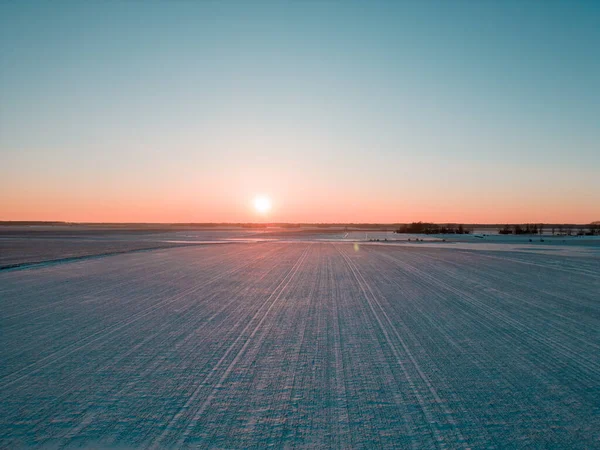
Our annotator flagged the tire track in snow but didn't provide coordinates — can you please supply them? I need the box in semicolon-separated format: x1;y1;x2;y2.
358;247;521;446
256;246;321;446
324;252;352;444
33;245;287;447
456;249;600;278
364;245;596;444
175;244;312;447
334;250;420;448
0;243;215;272
0;243;248;321
377;248;600;381
2;241;598;448
152;243;312;448
414;249;600;352
369;247;599;435
335;244;468;449
0;244;278;390
377;247;599;355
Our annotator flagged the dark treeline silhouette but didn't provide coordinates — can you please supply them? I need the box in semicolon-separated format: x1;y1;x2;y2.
498;224;543;235
394;222;471;234
498;223;600;236
550;224;600;236
0;221;66;226
583;223;600;236
2;221;599;234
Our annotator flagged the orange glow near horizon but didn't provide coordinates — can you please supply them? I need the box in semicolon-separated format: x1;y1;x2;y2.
1;184;597;225
1;156;598;225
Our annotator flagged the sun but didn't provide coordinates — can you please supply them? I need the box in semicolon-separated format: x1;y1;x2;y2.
253;195;272;214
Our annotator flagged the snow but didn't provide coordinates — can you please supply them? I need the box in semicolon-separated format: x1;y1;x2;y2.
1;236;599;448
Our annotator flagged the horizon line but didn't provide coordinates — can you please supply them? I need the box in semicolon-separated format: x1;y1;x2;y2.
2;220;599;227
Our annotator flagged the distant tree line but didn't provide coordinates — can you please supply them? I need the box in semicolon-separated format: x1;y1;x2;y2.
579;223;599;236
0;221;67;226
499;223;600;236
394;222;471;234
549;224;600;236
498;224;543;235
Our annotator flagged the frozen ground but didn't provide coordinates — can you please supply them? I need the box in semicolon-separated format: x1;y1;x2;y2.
0;228;257;268
0;232;599;448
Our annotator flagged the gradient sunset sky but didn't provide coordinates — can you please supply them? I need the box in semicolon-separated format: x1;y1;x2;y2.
1;1;599;223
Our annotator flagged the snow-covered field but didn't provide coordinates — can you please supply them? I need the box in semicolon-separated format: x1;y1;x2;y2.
1;235;599;448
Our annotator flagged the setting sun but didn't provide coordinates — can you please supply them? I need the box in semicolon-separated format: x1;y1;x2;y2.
253;196;272;214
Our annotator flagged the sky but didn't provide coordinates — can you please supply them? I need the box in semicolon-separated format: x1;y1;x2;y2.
1;1;599;224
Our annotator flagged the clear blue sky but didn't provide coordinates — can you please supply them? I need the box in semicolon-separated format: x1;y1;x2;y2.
1;1;599;223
